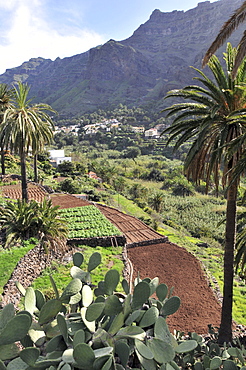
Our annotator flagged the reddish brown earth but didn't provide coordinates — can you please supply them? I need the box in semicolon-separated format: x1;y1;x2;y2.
127;244;222;334
2;190;223;334
96;203;165;244
2;183;47;202
49;193;91;208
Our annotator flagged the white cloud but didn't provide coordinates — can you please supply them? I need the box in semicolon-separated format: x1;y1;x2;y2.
0;2;106;74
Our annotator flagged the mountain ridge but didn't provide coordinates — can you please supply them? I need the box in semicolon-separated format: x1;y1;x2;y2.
0;0;244;117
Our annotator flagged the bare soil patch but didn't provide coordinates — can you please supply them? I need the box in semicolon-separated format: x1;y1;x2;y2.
50;193;91;208
127;243;222;334
96;203;165;244
2;183;47;202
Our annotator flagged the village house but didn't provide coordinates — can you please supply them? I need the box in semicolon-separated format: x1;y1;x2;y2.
144;128;160;139
49;149;72;167
132;126;145;134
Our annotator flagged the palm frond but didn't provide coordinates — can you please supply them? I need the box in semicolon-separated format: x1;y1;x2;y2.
202;1;246;66
232;30;246;79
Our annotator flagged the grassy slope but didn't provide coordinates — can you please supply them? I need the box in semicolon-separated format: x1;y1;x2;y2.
0;241;36;294
31;245;124;298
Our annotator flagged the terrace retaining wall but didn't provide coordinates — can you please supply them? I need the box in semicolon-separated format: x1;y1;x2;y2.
67;235;126;248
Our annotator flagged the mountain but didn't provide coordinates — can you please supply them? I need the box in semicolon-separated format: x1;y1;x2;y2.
0;0;244;117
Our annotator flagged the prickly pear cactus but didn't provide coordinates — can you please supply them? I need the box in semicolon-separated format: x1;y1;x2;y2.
3;251;244;369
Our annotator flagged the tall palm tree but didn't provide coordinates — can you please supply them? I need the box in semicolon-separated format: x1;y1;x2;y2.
0;84;12;175
162;44;246;343
0;82;56;201
203;1;246;78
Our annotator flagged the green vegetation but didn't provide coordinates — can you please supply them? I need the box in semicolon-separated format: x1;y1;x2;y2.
163;43;246;343
59;206;121;238
32;245;124;298
0;199;68;251
161;194;226;244
1;250;245;369
0;238;37;293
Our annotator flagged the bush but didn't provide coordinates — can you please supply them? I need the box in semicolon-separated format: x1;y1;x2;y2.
59;178;82;194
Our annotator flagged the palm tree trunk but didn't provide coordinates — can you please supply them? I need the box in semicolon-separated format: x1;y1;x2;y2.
1;146;5;175
218;181;237;344
20;148;29;202
34;154;38;183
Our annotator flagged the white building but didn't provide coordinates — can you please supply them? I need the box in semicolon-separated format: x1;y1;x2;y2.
144;128;160;139
49;149;72;167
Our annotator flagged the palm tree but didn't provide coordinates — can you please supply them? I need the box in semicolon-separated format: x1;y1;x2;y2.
0;84;12;175
0;82;55;201
0;199;38;247
148;191;164;213
162;44;246;343
203;1;246;78
0;198;68;252
33;198;68;254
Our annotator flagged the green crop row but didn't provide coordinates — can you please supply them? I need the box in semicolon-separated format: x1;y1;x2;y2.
60;205;101;216
69;227;120;239
59;206;121;238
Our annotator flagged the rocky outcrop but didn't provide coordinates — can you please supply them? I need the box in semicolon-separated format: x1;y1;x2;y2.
0;0;244;116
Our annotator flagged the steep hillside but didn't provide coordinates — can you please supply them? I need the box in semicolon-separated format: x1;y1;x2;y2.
0;0;244;116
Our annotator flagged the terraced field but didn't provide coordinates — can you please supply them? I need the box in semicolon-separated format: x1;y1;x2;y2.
2;183;47;202
1;184;223;334
96;203;166;245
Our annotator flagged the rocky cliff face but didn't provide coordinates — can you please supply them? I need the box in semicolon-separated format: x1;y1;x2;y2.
0;0;244;116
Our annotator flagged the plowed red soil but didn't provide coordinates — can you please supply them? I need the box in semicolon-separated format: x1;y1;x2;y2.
96;203;165;244
127;244;222;334
49;193;91;208
2;183;47;202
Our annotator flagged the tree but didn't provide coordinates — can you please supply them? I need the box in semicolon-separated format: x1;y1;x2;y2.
57;161;76;176
162;44;246;343
122;146;141;163
59;178;82;194
203;1;246;78
148;191;164;213
34;198;68;253
0;82;55;201
0;84;12;175
0;198;68;252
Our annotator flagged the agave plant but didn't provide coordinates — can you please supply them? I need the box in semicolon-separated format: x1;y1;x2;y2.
34;198;68;253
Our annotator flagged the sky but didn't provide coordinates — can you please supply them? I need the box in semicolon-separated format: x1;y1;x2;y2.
0;0;218;75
